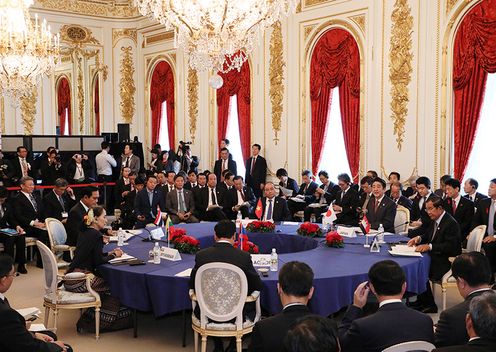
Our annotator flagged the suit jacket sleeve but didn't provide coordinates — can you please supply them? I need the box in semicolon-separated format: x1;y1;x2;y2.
338;305;365;352
431;219;461;256
248;323;264;352
383;201;397;233
12;197;34;228
134;192;145;217
435;308;459;347
166;191;177;215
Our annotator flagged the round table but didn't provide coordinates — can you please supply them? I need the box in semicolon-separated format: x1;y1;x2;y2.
99;223;430;317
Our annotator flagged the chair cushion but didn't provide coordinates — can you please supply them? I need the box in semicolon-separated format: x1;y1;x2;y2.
45;288;96;304
191;315;254;331
54;244;70;251
64;272;86;280
25;237;37;245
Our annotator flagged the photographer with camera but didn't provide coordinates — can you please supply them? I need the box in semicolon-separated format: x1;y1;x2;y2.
41;149;64;186
0;151;13;187
66;153;92;185
177;141;199;174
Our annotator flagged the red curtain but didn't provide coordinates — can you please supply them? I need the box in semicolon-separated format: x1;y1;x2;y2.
453;0;496;179
57;77;71;135
217;59;251;160
310;28;360;179
150;61;175;148
94;76;100;135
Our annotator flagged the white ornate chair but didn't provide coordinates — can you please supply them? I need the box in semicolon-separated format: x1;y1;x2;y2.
45;218;75;266
394;206;410;233
189;262;261;352
433;225;487;310
36;241;101;339
382;340;435;352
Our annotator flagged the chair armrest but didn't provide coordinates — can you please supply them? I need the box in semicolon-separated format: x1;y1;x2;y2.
246;291;260;303
189;289;197;301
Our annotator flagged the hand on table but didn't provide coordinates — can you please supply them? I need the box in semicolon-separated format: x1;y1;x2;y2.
35;333;54;342
415;244;431;253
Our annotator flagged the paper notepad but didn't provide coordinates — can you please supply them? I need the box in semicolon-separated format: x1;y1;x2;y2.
109;253;136;263
16;307;40;319
389;245;423;257
175;268;192;277
279;187;294;197
29;324;47;332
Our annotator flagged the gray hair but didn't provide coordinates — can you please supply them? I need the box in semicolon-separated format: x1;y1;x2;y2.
19;176;34;185
54;178;69;188
469;291;496;339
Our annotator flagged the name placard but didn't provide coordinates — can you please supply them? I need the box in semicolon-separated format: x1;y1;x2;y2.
250;254;272;267
160;247;181;261
337;226;356;238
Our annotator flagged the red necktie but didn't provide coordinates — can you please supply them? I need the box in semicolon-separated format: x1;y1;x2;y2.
452;199;457;213
375;199;380;212
250;157;256;175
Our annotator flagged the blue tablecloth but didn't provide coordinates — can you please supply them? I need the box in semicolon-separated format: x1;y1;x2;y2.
99;223;430;317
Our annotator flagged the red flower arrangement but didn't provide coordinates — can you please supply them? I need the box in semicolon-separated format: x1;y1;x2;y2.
234;240;260;254
326;231;344;248
168;227;200;253
297;222;323;237
246;221;276;233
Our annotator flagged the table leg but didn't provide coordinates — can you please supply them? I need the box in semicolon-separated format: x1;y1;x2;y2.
133;309;138;338
182;309;187;347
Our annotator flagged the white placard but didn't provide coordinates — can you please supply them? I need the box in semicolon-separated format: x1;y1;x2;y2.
337;226;356;238
151;228;165;240
250;254;272;267
160;247;181;261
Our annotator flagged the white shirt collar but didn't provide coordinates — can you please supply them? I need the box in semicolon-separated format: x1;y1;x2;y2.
21;191;32;199
436;211;446;226
379;299;402;308
469;337;481;342
453;194;461;204
468;287;492;296
375;195;385;204
283;302;306;310
217;240;231;244
79;201;89;212
0;292;5;301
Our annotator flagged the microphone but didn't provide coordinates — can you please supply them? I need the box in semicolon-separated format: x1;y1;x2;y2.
393;221;409;231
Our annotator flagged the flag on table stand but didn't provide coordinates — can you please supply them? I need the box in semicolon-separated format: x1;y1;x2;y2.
359;215;371;234
165;215;173;247
323;208;337;224
239;225;248;252
154;206;163;226
255;198;263;220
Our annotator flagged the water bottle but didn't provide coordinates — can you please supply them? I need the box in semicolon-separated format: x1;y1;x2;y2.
117;228;124;246
236;211;242;226
153;242;161;264
270;248;278;272
378;224;385;244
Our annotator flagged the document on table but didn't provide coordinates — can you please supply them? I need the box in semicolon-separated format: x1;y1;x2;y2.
389;245;423;257
175;268;192;277
109;253;136;264
108;233;134;242
279;187;294;197
289;197;305;203
16;307;40;320
29;324;47;332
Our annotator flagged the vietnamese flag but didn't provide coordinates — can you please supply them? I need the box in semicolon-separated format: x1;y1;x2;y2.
255;198;263;220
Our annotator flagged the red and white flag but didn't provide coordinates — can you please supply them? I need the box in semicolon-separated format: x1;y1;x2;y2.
360;215;371;234
154;205;163;226
323;207;337;223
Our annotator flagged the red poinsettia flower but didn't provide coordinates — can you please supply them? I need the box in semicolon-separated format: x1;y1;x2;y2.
297;222;323;237
326;231;344;248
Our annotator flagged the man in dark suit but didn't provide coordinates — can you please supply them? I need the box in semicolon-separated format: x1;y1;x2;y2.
225;176;256;219
408;176;437;238
40;150;64;186
276;168;299;198
196;173;227;221
435;175;452;199
189;220;262;352
165;174;199;224
213;148;237;182
0;255;72;352
463;178;488;209
161;171;176;197
390;181;413;214
338;260;434;352
358;176;373;212
0;152;13;187
0;187;26;274
472;179;496;273
10;146;33;185
435;252;493;347
288;170;318;220
333;173;359;226
249;261;314;352
184;170;198;190
42;178;76;223
121;177;144;229
303;171;340;222
64;186;99;247
118;144;141;175
433;292;496;352
385;171;401;198
245;144;267;198
408;197;462;312
218;171;234;193
256;182;291;222
365;177;397;233
444;178;475;241
65;153;92;185
134;175;166;228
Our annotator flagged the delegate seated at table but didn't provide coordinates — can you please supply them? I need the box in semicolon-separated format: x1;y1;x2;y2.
255;182;291;222
134;175;166;228
165;174;199;224
365;178;397;233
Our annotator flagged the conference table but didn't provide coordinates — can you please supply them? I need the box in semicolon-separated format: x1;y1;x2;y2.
99;223;430;320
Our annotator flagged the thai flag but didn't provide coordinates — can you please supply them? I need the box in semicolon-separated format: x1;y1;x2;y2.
154;206;163;226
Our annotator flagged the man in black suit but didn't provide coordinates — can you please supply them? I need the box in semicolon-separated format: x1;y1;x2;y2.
214;148;237;182
433;292;496;352
184;170;198;190
276;168;299;198
288;170;318;220
256;182;291;222
196;173;227;221
245;144;267;198
218;171;234;192
463;178;488;209
40;150;64;186
303;171;339;222
435;174;452;199
365;177;397;233
408;197;462;313
0;187;26;274
225;176;256;220
358;176;373;212
472;179;496;273
10;146;33;185
390;181;413;214
121;177;144;229
385;171;401;198
165;174;199;224
134;175;166;228
338;260;434;352
444;178;475;241
249;261;313;352
64;186;99;247
408;176;437;238
333;173;359;226
435;252;493;347
0;255;72;352
189;220;262;352
42;178;76;223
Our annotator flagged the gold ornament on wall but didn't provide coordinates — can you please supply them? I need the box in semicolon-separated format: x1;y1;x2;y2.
59;25;100;47
20;87;38;135
112;28;137;48
446;0;458;15
34;0;140;19
269;21;285;144
187;68;199;143
77;56;85;134
350;14;366;34
120;46;136;124
389;0;413;151
304;0;331;7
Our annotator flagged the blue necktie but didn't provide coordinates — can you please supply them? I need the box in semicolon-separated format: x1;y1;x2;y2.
266;199;273;221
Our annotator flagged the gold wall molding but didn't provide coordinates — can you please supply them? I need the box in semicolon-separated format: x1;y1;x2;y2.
20;87;38;135
112;28;137;48
1;97;4;134
305;0;333;7
446;0;458;15
304;25;317;42
60;25;100;47
388;0;413;151
119;46;136;124
269;21;285;144
77;56;84;134
34;0;140;19
350;14;366;34
187;68;199;143
142;31;175;48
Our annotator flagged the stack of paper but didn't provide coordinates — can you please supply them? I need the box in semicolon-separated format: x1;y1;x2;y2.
388;245;423;257
108;233;134;242
16;307;40;320
29;324;47;332
109;253;137;264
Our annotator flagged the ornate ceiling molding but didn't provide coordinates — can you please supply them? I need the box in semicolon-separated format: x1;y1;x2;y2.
33;0;140;19
113;28;138;48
